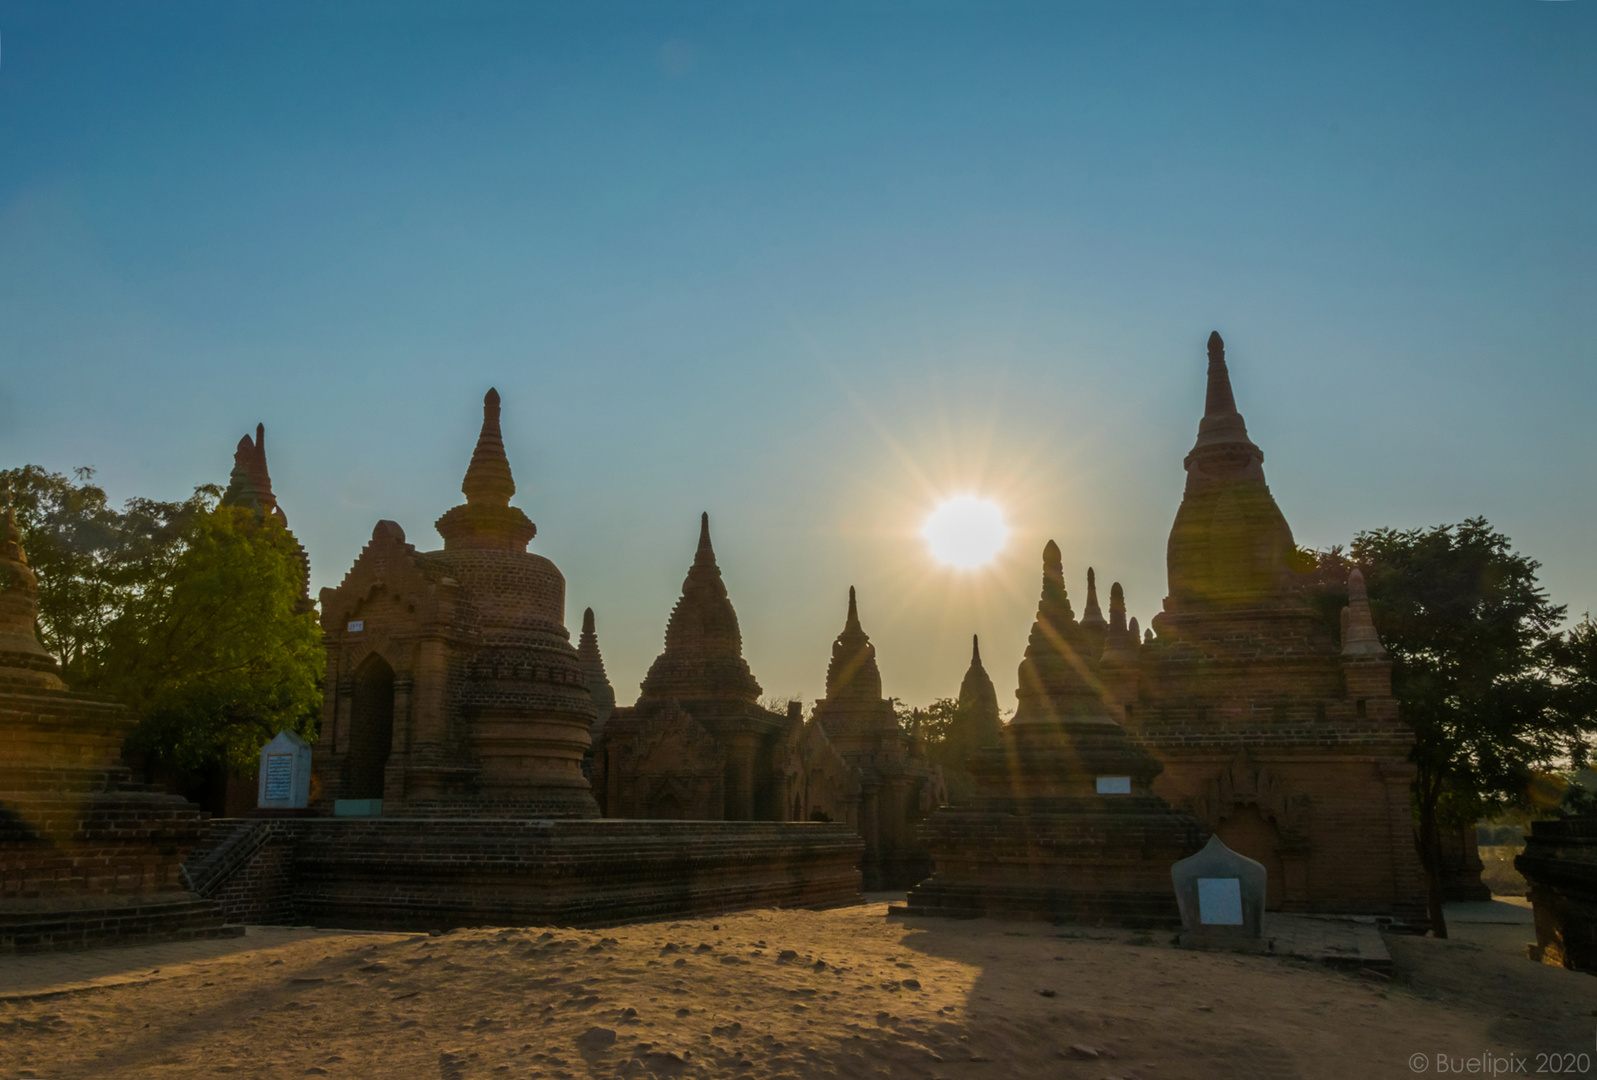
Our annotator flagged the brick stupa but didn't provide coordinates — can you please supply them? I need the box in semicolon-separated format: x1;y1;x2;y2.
312;389;599;815
1117;333;1426;919
904;542;1207;925
595;514;795;820
0;483;237;951
577;607;616;746
809;587;939;888
938;635;1003;805
219;422;311;614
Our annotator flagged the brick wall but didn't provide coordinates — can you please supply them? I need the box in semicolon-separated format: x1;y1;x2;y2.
186;817;864;933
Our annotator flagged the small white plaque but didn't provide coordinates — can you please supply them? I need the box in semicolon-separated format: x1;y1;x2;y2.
1197;877;1244;925
263;754;294;801
1095;776;1132;795
347;620;364;632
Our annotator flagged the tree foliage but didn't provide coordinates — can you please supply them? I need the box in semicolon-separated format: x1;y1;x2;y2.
2;464;213;681
1304;518;1595;935
3;465;322;775
894;698;958;752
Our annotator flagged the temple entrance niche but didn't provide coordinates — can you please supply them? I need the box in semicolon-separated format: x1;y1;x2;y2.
1215;805;1286;910
348;654;396;800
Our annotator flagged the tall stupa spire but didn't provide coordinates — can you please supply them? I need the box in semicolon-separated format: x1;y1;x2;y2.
638;513;762;704
695;511;714;565
1080;567;1108;659
1188;330;1258;457
1204;331;1238;416
578;607;617;739
462;388;516;507
824;586;882;701
1164;330;1297;606
220;423;285;526
435;389;536;552
1013;540;1112;725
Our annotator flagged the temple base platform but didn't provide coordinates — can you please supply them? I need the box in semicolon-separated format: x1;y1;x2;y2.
185;817;865;932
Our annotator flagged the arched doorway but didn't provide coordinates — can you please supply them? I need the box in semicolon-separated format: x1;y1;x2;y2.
348;654;395;800
1216;805;1287;910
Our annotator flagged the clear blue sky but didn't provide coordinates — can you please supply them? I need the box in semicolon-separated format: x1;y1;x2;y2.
2;2;1592;707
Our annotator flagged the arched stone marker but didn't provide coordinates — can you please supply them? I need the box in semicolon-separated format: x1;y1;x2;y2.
1171;834;1268;950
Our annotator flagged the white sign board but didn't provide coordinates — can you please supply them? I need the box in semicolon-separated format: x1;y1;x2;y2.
256;729;312;809
1197;876;1244;925
1095;776;1132;794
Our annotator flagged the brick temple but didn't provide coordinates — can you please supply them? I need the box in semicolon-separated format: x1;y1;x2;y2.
808;587;940;888
593;525;941;887
594;514;799;820
1104;333;1426;920
187;393;863;930
311;389;600;816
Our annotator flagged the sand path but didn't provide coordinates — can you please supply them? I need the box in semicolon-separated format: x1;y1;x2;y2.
2;902;1593;1079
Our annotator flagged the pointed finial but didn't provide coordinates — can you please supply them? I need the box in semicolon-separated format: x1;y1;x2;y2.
256;422;265;454
1108;581;1127;631
1128;615;1140;639
1204;330;1238;417
583;606;596;635
1342;568;1388;659
694;511;715;564
846;585;860;631
971;634;981;667
1043;540;1063;583
1082;567;1106;625
461;387;516;507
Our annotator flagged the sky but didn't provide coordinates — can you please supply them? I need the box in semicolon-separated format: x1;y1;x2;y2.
1;1;1592;709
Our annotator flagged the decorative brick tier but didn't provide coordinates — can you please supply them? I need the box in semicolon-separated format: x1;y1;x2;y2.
1518;816;1597;971
187;818;864;931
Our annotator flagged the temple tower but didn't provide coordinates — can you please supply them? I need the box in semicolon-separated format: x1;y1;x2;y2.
937;635;1003;805
810;587;937;888
219;423;310;613
596;514;794;821
314;389;598;816
578;607;617;743
1120;332;1426;920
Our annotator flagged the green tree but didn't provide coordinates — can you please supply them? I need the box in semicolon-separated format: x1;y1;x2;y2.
4;466;322;777
2;465;213;682
108;505;323;774
894;698;958;754
1309;519;1592;937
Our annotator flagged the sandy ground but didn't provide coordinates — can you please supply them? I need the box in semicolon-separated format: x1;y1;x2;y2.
2;901;1594;1080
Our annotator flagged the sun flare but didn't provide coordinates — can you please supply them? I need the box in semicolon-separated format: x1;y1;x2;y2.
922;496;1008;569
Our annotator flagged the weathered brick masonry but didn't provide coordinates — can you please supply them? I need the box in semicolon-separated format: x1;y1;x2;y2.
1108;333;1427;921
188;817;863;930
1518;816;1597;971
0;486;237;952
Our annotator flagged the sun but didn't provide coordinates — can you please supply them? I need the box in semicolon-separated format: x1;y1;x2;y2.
922;496;1008;569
